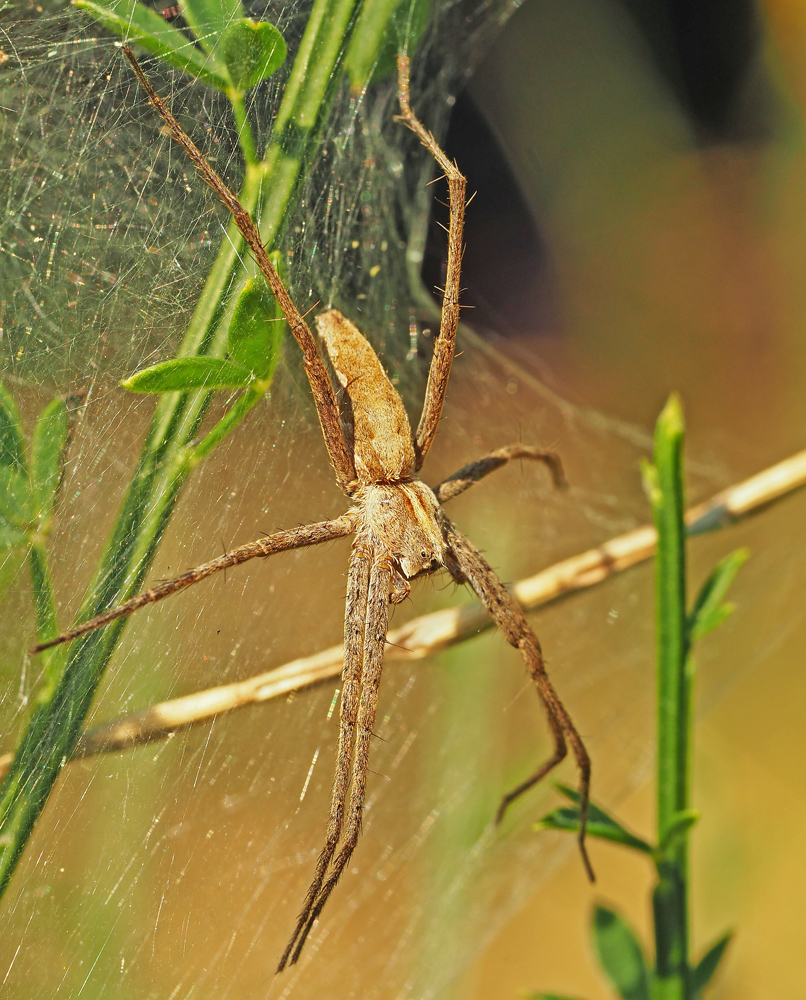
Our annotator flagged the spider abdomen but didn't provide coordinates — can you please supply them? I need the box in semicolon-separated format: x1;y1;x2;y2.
316;309;415;484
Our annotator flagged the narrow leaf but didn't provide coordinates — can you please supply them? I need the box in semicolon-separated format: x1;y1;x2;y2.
0;467;34;525
522;994;590;1000
0;382;26;474
657;809;698;853
219;19;287;91
28;541;61;669
122;357;253;392
344;0;430;91
692;932;732;998
692;602;734;638
639;457;660;510
591;907;650;1000
538;807;653;855
73;0;231;91
227;270;286;378
545;784;654;854
31;398;69;520
688;548;749;641
182;0;243;53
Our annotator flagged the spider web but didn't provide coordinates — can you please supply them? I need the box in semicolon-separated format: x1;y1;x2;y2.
1;2;804;999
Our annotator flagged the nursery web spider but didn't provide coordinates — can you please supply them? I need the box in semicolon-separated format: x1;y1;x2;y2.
36;47;594;968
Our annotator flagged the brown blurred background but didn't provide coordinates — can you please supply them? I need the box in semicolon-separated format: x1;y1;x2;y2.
447;0;806;996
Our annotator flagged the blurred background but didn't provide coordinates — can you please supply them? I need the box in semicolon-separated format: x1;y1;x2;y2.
446;1;806;996
1;0;805;998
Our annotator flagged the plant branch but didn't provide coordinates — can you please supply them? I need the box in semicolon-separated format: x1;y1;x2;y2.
1;444;800;774
0;0;364;898
644;396;690;996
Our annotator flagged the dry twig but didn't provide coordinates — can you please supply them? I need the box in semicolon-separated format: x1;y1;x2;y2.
3;446;803;781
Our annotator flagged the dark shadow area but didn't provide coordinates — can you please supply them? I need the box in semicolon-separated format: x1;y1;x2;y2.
421;87;556;340
621;0;775;142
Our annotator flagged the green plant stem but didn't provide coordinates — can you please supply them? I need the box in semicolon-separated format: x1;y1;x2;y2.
274;0;357;135
189;382;266;464
229;91;257;164
646;394;690;999
0;0;365;898
342;0;401;91
535;396;745;999
255;0;359;250
188;0;361;390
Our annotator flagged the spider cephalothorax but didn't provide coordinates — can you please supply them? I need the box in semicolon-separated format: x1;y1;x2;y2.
355;480;445;588
36;48;594;971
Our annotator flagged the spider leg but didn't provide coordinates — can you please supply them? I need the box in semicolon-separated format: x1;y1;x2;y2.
288;554;392;966
277;538;374;971
396;55;466;469
32;515;356;654
434;444;567;505
123;47;356;491
492;703;566;826
445;524;594;883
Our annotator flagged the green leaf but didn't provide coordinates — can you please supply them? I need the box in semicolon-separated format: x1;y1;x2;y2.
122;357;253;393
0;467;34;525
591;907;650;1000
344;0;430;91
539;784;654;854
692;932;732;998
639;457;660;508
539;807;654;855
688;549;749;641
0;382;26;474
28;541;61;671
30;398;69;521
219;19;287;91
693;602;735;637
657;809;698;853
0;521;29;550
227;270;286;378
522;994;590;1000
73;0;231;91
182;0;243;54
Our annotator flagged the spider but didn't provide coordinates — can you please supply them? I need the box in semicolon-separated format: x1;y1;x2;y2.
36;46;594;969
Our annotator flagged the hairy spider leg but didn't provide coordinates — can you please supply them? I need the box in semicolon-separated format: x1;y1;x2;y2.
446;526;594;883
277;540;371;972
33;441;566;654
396;55;466;468
31;516;356;653
290;553;393;965
434;444;567;505
122;46;356;492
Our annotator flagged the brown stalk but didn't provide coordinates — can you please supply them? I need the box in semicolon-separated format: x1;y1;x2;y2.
6;446;803;780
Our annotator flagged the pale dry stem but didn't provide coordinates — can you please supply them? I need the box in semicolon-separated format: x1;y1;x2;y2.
5;446;803;780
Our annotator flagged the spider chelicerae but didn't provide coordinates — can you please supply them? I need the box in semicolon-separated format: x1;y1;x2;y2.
36;46;594;969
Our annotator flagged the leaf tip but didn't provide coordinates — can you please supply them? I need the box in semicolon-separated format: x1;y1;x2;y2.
661;391;684;427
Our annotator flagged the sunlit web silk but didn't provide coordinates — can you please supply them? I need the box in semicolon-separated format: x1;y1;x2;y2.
0;3;792;999
1;0;510;388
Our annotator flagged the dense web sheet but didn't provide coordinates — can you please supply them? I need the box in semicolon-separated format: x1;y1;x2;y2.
2;3;804;999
